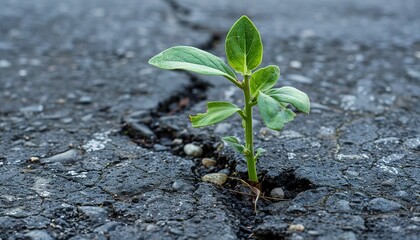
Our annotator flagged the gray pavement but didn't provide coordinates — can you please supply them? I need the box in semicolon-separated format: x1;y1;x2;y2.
0;0;419;239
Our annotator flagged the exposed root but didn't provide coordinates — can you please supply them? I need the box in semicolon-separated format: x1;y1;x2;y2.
227;177;288;213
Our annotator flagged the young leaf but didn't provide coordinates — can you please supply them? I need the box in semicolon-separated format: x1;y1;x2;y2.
222;136;245;154
190;102;241;128
254;147;266;162
265;87;310;113
148;46;236;81
225;16;263;74
258;92;296;130
250;65;280;98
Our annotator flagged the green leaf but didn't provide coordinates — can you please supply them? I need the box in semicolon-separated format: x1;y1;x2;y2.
225;16;263;74
190;102;241;128
265;87;310;113
148;46;236;81
254;147;266;162
250;65;280;98
222;136;245;154
258;92;296;130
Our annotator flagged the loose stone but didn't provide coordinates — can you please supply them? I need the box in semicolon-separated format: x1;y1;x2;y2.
78;96;93;104
287;204;307;214
381;178;395;186
130;122;155;139
20;105;44;113
368;198;402;213
218;168;230;175
145;224;158;231
202;173;228;186
339;231;357;240
202;158;217;168
404;138;420;150
78;206;107;223
94;221;120;233
406;68;420;80
335;200;352;212
183;143;203;157
0;59;11;68
41;149;78;164
153;144;169;151
344;170;359;177
288;224;305;232
24;230;53;240
308;230;321;236
287;74;312;84
270;188;285;199
172;138;183;145
258;127;280;140
171;180;194;192
289;60;302;69
214;123;231;134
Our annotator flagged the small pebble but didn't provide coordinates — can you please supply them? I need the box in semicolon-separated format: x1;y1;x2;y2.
287;204;307;214
404;138;420;150
41;149;78;164
218;168;230;175
183;143;203;157
153;144;169;151
0;59;11;68
270;188;285;199
94;222;120;233
202;158;217;168
19;69;27;77
145;224;158;231
171;180;194;192
214;123;231;134
20;105;44;113
129;122;155;139
344;170;359;177
24;230;53;240
287;74;312;84
406;68;420;80
78;206;107;223
308;230;321;236
290;60;302;69
381;178;395;186
169;228;183;235
288;224;305;232
78;96;93;104
258;127;280;140
394;190;409;200
368;197;402;213
335;200;351;212
339;231;357;240
202;173;227;186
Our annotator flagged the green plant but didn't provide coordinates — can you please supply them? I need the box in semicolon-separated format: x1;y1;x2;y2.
148;16;310;184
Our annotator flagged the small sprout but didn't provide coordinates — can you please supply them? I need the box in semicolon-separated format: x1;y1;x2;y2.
149;16;310;184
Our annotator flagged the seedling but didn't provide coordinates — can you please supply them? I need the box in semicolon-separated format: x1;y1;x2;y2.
149;16;310;184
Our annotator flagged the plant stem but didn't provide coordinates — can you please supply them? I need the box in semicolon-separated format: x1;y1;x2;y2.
243;75;258;183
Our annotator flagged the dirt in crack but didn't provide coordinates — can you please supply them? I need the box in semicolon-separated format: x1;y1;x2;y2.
120;75;317;238
120;76;238;176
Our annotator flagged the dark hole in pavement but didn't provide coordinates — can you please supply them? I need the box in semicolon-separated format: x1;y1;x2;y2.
260;170;315;199
199;33;222;51
155;76;209;116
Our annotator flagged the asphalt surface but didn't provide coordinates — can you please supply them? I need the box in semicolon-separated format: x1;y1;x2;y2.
0;0;419;239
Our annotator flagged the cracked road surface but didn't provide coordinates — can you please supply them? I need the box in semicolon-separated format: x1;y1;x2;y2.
0;0;419;239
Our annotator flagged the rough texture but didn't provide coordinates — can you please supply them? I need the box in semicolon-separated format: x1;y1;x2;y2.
0;0;419;239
